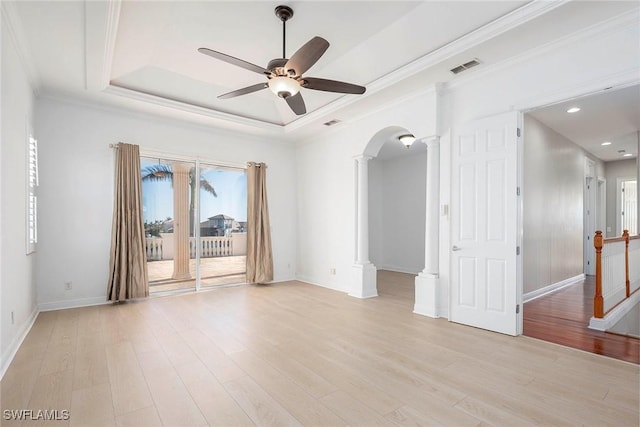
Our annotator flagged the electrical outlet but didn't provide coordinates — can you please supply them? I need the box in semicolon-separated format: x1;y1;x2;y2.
65;281;72;291
330;268;336;275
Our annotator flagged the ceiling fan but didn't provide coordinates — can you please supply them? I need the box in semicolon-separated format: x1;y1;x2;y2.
198;5;366;115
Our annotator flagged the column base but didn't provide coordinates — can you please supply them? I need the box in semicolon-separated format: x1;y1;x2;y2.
172;271;192;280
414;272;439;318
350;263;378;299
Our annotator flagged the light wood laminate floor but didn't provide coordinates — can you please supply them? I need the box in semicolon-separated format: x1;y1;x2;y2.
2;271;639;426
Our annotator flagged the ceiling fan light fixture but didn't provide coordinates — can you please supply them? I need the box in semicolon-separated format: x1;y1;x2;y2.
399;134;416;148
268;76;300;98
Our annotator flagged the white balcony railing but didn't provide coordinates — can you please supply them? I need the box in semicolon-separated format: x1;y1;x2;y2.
145;232;247;261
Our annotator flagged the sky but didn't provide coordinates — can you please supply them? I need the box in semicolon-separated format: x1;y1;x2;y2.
141;159;247;224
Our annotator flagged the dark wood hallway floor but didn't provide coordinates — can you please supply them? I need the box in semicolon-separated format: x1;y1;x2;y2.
523;275;640;364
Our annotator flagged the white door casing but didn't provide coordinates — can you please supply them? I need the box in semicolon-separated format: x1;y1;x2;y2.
584;159;596;275
450;111;520;336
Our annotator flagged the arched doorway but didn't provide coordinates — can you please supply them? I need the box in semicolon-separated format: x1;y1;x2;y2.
351;126;440;312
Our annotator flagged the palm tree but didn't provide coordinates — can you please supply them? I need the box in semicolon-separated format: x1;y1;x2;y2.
141;164;217;233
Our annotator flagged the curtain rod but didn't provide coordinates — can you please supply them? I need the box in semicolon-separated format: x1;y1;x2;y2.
247;162;268;168
112;143;265;170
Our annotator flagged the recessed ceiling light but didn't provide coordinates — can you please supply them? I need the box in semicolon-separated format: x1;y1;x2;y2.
567;107;581;113
601;141;612;146
623;153;633;157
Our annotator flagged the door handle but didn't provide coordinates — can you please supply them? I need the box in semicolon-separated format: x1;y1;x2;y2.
452;245;462;251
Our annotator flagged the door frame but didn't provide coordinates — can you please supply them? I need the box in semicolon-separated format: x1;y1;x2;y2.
584;158;596;275
596;177;606;235
140;149;247;293
617;177;637;235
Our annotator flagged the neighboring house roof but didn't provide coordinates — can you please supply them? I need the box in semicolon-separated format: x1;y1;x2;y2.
209;214;235;220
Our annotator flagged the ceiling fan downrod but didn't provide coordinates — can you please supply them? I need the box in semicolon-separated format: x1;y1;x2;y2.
275;5;294;59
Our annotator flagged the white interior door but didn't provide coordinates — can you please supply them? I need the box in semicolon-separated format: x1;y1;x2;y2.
450;111;520;336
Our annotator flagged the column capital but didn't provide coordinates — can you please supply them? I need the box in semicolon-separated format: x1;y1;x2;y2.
419;135;440;148
426;136;440;148
354;155;374;163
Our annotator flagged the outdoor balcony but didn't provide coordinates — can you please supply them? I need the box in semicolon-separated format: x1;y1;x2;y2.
145;233;247;293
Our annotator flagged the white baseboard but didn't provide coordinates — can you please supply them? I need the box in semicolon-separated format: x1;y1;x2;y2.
523;274;585;303
295;275;347;293
376;264;420;275
38;296;110;312
1;307;39;380
589;290;640;331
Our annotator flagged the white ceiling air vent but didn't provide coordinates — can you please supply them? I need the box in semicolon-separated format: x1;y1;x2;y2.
450;58;482;75
323;119;341;126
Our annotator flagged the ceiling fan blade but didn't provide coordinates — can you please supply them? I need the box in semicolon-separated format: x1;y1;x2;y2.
302;77;366;94
285;37;329;76
285;92;306;115
218;82;268;99
198;47;270;75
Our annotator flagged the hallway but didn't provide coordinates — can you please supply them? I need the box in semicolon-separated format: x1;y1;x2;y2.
523;276;640;364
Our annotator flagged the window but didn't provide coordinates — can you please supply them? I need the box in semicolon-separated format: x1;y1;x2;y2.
26;131;38;254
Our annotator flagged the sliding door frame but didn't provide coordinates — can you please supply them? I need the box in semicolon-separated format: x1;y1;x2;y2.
140;148;246;292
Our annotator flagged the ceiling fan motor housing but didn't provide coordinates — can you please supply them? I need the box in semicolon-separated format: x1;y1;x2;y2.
267;58;289;74
274;5;294;22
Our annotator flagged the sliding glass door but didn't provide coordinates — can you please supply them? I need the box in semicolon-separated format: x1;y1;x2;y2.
141;156;246;293
198;163;247;288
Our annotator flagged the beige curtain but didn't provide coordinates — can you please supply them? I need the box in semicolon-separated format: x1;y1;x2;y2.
107;143;149;301
246;162;274;284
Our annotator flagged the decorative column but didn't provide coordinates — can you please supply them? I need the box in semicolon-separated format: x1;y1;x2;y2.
351;155;377;298
172;162;192;280
415;137;440;317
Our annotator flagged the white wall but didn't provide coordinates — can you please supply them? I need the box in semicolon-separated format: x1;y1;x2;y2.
295;90;438;293
1;19;37;373
35;97;297;310
369;151;426;274
604;158;637;236
522;115;602;294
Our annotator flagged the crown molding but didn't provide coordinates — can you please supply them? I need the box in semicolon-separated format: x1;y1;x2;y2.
282;0;568;133
1;0;41;94
447;7;640;93
85;0;121;91
38;92;292;147
104;84;284;134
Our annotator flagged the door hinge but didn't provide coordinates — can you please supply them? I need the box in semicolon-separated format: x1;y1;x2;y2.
517;128;521;137
517;187;520;196
516;304;520;314
516;246;520;255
